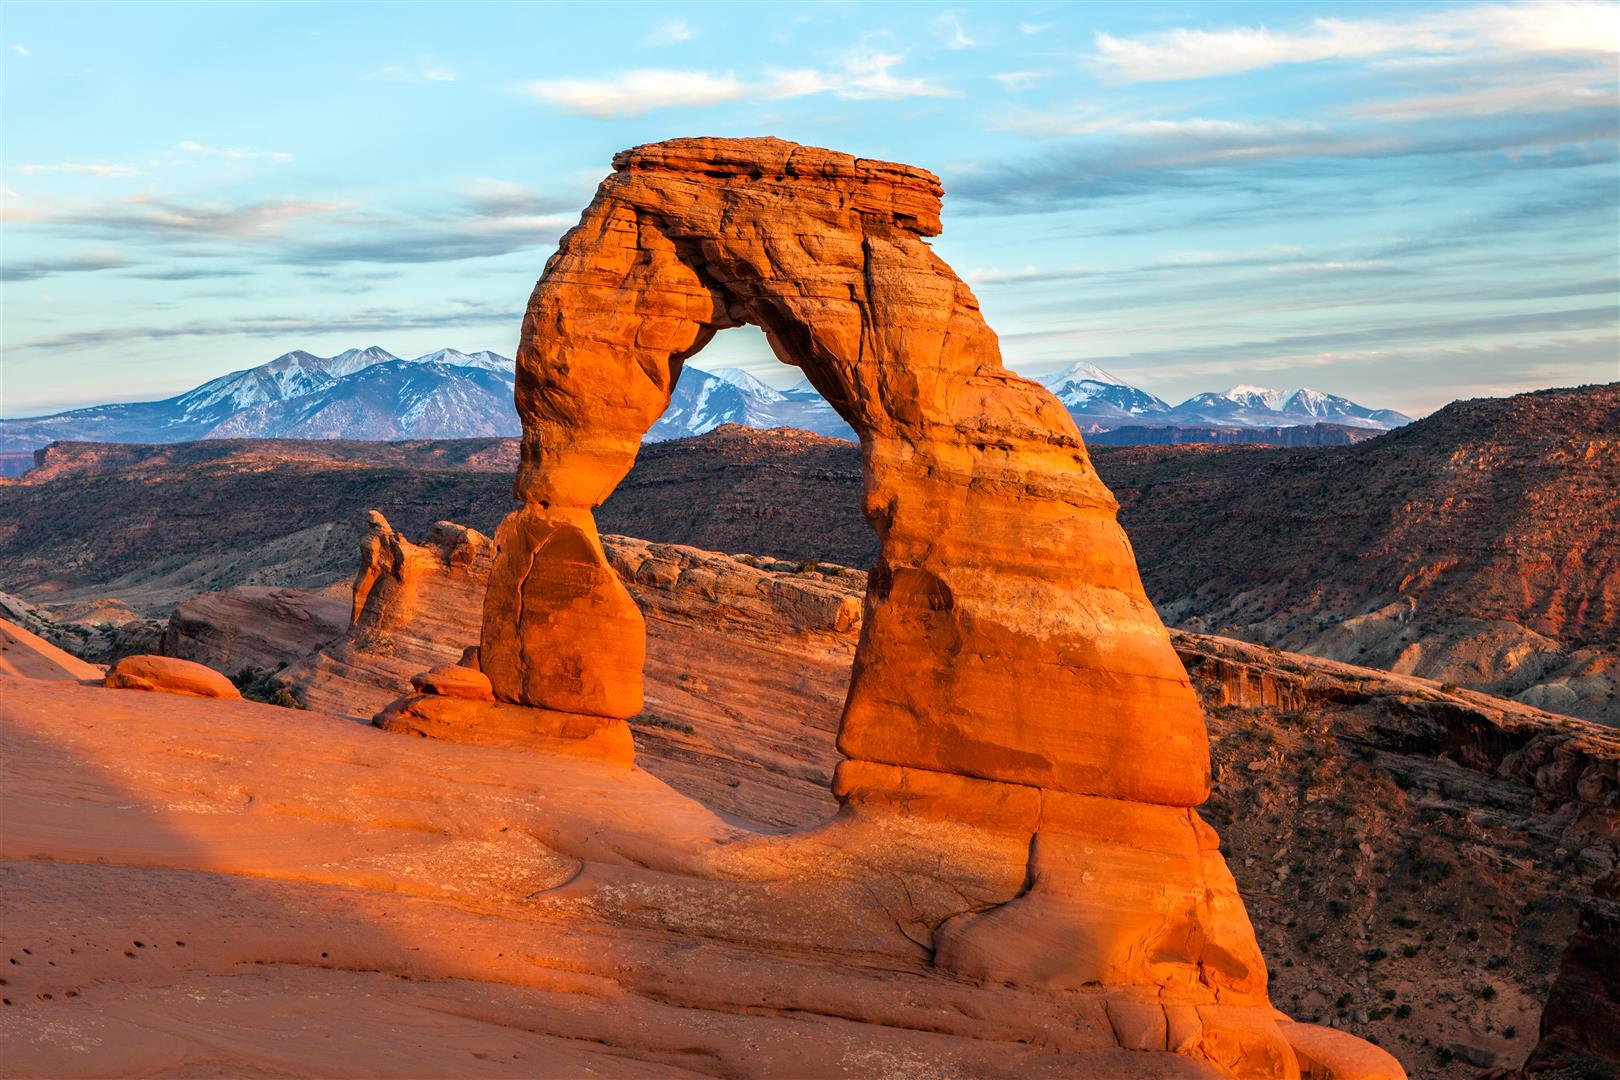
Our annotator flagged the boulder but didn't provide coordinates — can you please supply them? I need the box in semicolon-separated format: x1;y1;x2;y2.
410;664;494;701
103;654;240;699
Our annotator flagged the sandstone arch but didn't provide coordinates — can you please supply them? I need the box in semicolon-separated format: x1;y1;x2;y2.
480;137;1211;809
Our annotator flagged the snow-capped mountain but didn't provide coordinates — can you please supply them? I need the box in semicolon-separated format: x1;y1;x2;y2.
203;359;521;441
0;345;1409;456
0;347;522;452
1040;361;1172;418
648;366;852;441
1224;384;1289;411
707;367;787;403
1028;365;1412;435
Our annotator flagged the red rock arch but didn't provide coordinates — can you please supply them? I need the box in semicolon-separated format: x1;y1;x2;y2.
479;137;1211;811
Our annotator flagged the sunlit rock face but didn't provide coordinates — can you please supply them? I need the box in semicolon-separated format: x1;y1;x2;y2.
452;137;1401;1076
486;136;1208;803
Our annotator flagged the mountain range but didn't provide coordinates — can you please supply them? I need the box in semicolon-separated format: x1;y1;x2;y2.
0;347;1410;455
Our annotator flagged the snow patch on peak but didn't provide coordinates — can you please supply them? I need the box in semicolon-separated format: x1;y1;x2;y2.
1042;361;1125;389
706;367;786;402
1225;384;1287;410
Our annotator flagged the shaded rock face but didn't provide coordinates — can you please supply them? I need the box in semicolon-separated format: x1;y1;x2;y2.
163;586;349;678
467;135;1317;1068
1525;878;1620;1076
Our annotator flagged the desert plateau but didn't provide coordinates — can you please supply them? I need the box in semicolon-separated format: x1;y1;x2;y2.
4;5;1619;1079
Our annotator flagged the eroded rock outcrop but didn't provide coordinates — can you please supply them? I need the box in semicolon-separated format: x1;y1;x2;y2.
274;511;494;715
444;136;1382;1075
103;654;240;699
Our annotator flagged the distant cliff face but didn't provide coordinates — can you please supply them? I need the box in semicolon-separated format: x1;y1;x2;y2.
1099;384;1620;723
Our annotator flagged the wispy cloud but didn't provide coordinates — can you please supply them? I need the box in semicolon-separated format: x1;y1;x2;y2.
57;195;348;239
9;302;520;353
6;179;578;270
10;44;27;56
521;47;951;118
524;69;744;117
959;107;1619;210
1349;63;1620;120
0;251;131;283
10;162;140;177
177;140;293;163
931;13;976;50
644;19;694;46
1091;2;1619;83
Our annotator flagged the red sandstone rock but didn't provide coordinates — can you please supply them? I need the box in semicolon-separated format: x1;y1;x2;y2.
0;615;105;682
275;511;494;715
479;505;644;718
491;136;1208;806
478;137;1249;1014
410;664;494;701
163;585;349;675
103;654;240;699
373;693;633;764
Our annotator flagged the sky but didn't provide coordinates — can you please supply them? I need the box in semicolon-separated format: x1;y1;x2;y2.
2;0;1617;418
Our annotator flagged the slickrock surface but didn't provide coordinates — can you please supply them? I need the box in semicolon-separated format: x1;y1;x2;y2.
162;585;349;677
103;654;241;699
3;676;1259;1079
0;616;104;682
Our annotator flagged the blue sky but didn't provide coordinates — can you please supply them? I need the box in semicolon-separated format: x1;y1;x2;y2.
2;0;1616;417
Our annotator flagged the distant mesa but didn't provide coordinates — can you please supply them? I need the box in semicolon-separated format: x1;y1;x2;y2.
0;345;1409;457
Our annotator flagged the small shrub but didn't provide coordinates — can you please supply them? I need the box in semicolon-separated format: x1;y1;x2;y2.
1480;985;1497;1001
268;689;303;710
1395;1004;1412;1019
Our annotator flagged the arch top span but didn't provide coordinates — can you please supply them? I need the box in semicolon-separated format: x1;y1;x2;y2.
483;136;1213;810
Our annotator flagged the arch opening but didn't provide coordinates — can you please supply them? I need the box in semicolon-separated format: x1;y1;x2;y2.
477;136;1215;812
